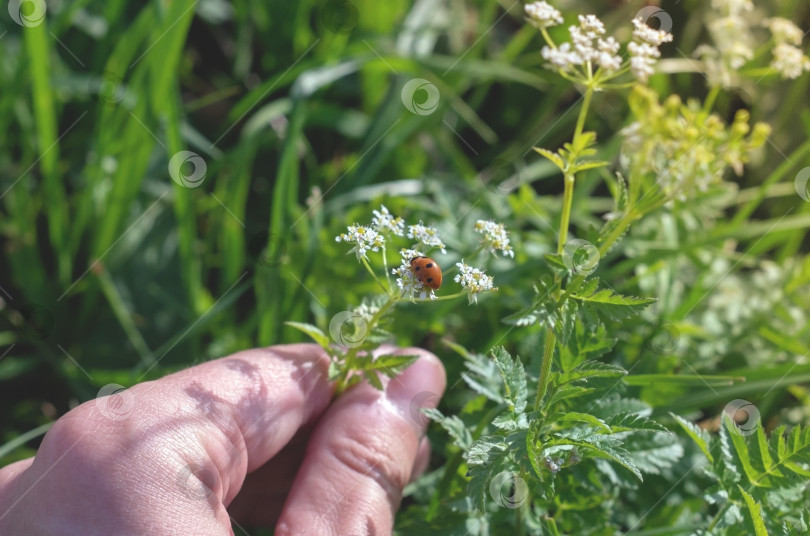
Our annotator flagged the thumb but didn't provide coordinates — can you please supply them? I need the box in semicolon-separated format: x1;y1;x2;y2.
275;347;446;535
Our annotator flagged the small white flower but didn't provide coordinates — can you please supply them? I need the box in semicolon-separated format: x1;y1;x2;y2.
541;43;583;70
578;14;606;38
632;18;673;46
371;205;404;236
628;41;662;82
524;1;563;29
392;249;435;300
570;26;599;63
454;262;496;304
335;224;385;260
598;36;620;55
711;0;753;16
596;37;622;71
474;219;514;258
771;43;810;79
353;301;380;323
764;18;804;46
407;222;447;253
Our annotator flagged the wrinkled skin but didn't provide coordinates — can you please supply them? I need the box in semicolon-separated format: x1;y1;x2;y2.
0;344;446;535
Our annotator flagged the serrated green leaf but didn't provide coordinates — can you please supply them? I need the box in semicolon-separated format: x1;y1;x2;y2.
534;146;565;171
557;360;627;385
569;284;656;322
548;385;594;408
423;408;473;450
723;415;810;489
572;160;609;172
544;427;642;481
364;369;384;390
606;412;669;434
624;432;684;475
739;485;769;536
466;436;511;511
672;413;715;463
284;321;330;348
559;321;615;372
361;354;419;376
590;395;650;419
557;412;611;433
543;253;568;270
351;354;419;391
491;347;528;414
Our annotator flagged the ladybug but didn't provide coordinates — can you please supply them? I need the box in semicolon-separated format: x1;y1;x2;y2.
410;256;442;290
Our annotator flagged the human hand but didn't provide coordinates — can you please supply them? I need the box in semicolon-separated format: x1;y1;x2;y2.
0;344;446;535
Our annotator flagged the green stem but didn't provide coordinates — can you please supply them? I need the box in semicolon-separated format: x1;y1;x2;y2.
381;246;392;290
703;85;721;115
361;256;390;296
533;327;556;412
557;172;575;254
335;292;399;394
412;291;468;302
573;86;594;140
534;85;594;414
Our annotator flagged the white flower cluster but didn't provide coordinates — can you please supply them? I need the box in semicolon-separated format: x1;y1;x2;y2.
765;18;810;79
337;206;504;304
627;18;674;82
540;14;623;74
697;2;809;85
335;224;385;261
524;1;562;29
336;205;411;260
407;222;447;253
391;248;436;301
454;262;496;304
764;17;803;46
771;43;810;79
353;301;381;323
371;205;404;236
531;6;673;83
474;219;514;258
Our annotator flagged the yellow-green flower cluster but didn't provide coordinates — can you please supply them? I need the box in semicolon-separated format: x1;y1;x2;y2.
621;86;770;202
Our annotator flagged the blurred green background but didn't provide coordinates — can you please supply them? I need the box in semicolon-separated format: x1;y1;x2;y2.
1;0;809;501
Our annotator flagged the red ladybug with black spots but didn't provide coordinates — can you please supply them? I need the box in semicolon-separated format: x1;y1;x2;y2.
409;256;442;290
